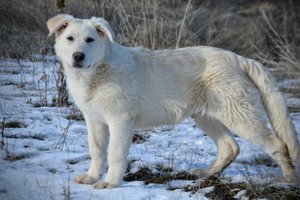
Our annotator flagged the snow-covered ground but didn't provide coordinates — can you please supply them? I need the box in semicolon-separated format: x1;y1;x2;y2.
0;57;300;200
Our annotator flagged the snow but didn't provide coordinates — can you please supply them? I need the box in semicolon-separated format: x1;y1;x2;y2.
0;58;299;200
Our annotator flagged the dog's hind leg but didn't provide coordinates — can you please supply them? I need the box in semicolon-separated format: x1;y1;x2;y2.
191;115;239;177
215;103;298;183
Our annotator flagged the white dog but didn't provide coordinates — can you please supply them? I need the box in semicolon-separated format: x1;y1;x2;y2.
47;15;300;189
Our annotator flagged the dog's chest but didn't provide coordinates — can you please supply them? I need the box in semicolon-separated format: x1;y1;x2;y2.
67;77;104;112
67;75;129;122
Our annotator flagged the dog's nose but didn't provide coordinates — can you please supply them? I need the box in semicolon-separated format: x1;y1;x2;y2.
72;52;85;62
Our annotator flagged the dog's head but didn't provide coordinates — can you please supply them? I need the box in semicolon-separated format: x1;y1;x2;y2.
47;14;114;69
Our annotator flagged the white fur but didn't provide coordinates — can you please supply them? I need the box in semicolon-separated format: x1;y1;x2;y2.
47;15;300;189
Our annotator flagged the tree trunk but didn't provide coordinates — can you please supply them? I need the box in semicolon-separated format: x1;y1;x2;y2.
54;0;69;107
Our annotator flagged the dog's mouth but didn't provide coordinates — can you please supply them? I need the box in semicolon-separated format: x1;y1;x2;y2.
73;63;83;68
72;63;91;69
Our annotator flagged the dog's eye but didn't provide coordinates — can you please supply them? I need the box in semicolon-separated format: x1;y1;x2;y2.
86;37;95;43
67;36;74;41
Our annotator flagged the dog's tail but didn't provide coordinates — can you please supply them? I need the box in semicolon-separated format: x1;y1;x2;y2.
239;56;300;165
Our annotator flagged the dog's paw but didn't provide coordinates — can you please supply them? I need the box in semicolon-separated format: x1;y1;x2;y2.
190;168;209;177
93;181;118;189
75;173;98;185
284;175;300;185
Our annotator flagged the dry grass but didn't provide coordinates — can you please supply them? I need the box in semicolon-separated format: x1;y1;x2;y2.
1;0;299;71
0;0;55;58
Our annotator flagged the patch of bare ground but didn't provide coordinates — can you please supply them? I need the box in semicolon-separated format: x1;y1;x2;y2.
132;132;150;144
123;166;197;185
3;120;27;128
235;156;278;168
180;176;300;200
124;167;300;199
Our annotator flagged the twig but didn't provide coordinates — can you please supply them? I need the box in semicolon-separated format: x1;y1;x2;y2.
1;118;5;150
63;164;71;200
55;119;73;151
176;0;192;48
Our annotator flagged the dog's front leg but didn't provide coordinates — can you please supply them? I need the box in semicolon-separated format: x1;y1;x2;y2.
93;117;133;189
75;116;108;185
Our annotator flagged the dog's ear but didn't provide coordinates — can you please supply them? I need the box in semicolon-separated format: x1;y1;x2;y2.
47;14;74;37
90;17;115;43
